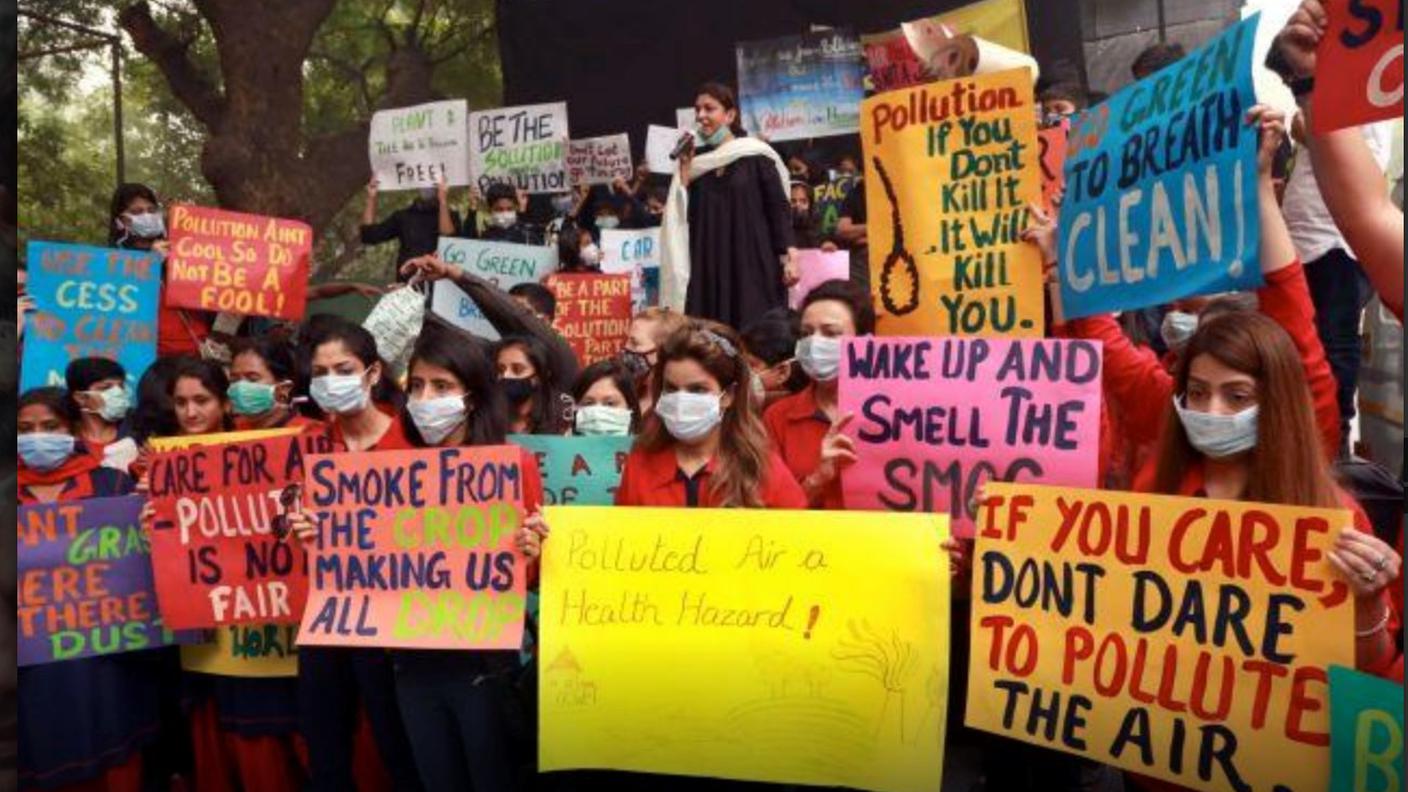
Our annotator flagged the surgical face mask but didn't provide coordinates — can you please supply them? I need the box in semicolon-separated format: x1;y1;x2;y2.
579;243;602;266
655;391;723;442
19;432;76;471
1161;311;1199;350
490;210;517;229
228;380;278;417
1173;396;1259;459
750;371;767;404
407;395;468;444
127;212;165;239
83;386;131;423
701;125;729;148
501;376;535;405
796;334;842;382
574;404;633;436
310;373;370;415
595;215;620;230
551;195;575;215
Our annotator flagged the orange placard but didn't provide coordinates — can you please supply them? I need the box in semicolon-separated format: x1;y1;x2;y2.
545;273;632;366
1312;0;1404;133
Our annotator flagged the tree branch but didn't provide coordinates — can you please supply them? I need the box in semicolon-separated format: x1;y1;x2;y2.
117;1;225;130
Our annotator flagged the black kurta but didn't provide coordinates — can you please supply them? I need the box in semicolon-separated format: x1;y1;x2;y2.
685;153;793;329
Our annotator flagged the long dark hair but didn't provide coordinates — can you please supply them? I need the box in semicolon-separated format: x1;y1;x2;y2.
19;387;80;433
696;81;746;136
571;358;643;433
305;318;404;411
494;334;571;435
167;356;234;433
131;356;185;442
107;182;160;246
404;326;509;447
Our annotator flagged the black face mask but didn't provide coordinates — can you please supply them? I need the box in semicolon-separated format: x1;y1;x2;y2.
501;376;535;404
618;349;652;378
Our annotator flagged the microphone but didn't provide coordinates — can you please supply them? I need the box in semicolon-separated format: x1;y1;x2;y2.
669;129;697;160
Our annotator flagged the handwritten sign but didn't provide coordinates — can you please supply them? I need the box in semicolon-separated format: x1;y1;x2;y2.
860;68;1044;337
860;0;1030;93
736;30;865;142
566;134;632;186
369;99;470;190
814;174;857;236
1329;665;1404;792
147;431;328;629
298;446;528;650
181;623;299;677
20;241;161;391
1038;122;1068;213
545;273;633;366
539;506;949;792
1057;16;1262;319
787;248;851;309
164;204;312;320
429;236;557;341
18;496;187;665
969;483;1356;791
508;434;632;505
468;101;570;194
599;227;660;312
1313;0;1404;133
839;337;1101;538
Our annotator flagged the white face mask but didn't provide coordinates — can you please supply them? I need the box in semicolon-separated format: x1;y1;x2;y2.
595;216;620;230
1161;311;1199;349
579;243;602;266
574;404;633;436
310;373;371;415
83;387;131;423
407;395;468;444
655;391;723;442
795;334;842;382
1173;396;1259;459
490;210;517;229
750;371;767;404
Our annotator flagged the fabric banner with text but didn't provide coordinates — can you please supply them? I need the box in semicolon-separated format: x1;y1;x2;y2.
736;30;865;142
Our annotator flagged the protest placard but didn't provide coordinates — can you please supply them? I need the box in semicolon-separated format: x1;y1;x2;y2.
736;30;865;142
298;446;528;649
1328;665;1403;792
468;101;569;194
813;174;857;236
148;427;303;452
545;273;633;366
566;134;632;186
787;249;851;309
164;204;312;320
675;107;695;130
1038;121;1068;213
860;0;1030;94
21;241;161;391
1057;17;1261;320
968;483;1357;792
18;496;189;666
839;337;1101;537
509;434;632;505
369;99;470;189
181;623;299;677
860;68;1044;337
429;236;557;340
599;227;660;312
1313;1;1404;133
645;124;687;175
539;506;949;792
147;430;329;630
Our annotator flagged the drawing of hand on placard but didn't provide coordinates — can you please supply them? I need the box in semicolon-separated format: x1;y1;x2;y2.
831;619;916;742
872;157;919;317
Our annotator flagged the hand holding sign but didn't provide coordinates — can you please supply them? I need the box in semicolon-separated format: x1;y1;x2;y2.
1248;104;1287;177
1327;527;1401;601
515;510;550;559
1276;0;1328;78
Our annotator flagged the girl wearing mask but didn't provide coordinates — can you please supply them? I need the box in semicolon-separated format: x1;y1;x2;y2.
495;335;572;435
107;183;212;357
740;310;804;410
64;357;135;469
620;306;687;414
227;336;320;432
18;388;164;792
556;223;602;273
571;359;642;436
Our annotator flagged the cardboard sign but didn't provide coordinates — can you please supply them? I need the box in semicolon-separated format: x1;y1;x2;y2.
147;430;329;630
860;68;1044;337
814;174;858;236
539;506;950;792
1328;665;1404;792
164;204;312;320
968;483;1357;792
736;30;865;142
787;248;851;309
545;273;633;366
566;134;632;186
1313;1;1404;133
508;434;632;506
599;227;660;312
369;99;470;190
468;101;570;194
297;446;528;650
1038;121;1069;213
861;0;1030;94
428;236;557;341
645;124;687;175
181;623;299;677
839;337;1101;537
20;241;161;391
1057;16;1262;319
18;496;190;665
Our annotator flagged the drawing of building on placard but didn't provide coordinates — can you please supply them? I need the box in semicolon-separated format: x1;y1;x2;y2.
544;646;597;708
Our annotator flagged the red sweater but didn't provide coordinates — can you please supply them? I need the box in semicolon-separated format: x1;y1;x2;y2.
762;386;844;509
614;445;806;509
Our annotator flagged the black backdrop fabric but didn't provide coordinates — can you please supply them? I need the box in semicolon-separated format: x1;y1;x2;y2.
496;0;1086;160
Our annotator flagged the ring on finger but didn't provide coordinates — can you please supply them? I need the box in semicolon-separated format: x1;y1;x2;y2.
1374;554;1389;572
1359;569;1378;583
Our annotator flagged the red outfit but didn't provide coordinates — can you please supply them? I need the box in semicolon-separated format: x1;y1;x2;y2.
156;303;211;357
614;444;807;508
762;385;844;509
233;412;326;433
327;410;414;452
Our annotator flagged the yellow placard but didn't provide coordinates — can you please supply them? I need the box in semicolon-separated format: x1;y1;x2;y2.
860;67;1043;337
180;623;299;677
539;506;950;792
149;426;302;452
968;483;1356;792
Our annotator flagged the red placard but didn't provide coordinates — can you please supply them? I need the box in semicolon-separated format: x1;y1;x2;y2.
165;204;312;319
1037;121;1069;213
1312;0;1404;133
545;273;633;366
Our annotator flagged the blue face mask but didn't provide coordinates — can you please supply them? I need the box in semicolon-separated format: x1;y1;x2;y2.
1173;397;1259;459
127;212;165;239
701;125;730;148
19;432;77;471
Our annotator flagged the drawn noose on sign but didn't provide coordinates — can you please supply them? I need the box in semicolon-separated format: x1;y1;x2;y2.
872;156;920;317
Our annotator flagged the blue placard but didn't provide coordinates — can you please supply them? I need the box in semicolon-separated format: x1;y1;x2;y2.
21;241;162;392
1057;15;1262;319
509;434;634;506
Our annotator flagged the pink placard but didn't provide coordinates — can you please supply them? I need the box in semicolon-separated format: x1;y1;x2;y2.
838;336;1102;537
787;249;851;309
297;446;528;650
